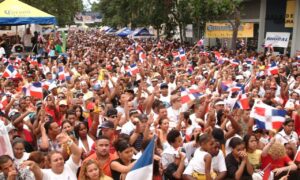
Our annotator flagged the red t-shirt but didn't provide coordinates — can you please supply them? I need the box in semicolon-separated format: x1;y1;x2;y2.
261;154;291;170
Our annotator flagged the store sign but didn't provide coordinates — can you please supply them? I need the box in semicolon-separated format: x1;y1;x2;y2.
285;0;296;28
265;32;290;48
205;23;254;38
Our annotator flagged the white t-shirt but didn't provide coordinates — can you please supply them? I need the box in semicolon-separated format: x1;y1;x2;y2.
184;149;227;175
275;130;299;145
160;94;171;107
14;152;30;166
167;104;189;128
42;157;80;180
184;149;209;174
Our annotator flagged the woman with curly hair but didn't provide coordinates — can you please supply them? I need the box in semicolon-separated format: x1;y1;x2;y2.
261;138;297;178
79;159;112;180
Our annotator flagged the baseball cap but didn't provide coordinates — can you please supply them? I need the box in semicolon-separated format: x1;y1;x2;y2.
160;83;168;89
83;93;94;101
151;78;158;82
59;100;67;106
129;109;139;117
100;121;114;129
48;83;57;91
214;100;225;106
106;108;117;117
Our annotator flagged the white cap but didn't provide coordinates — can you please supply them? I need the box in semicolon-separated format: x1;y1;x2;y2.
83;93;94;101
48;83;57;91
236;75;244;80
215;101;225;106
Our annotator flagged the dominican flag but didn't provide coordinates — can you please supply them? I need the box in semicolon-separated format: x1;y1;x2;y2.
2;65;22;79
15;57;22;65
245;57;256;65
267;62;278;75
125;136;155;180
234;93;250;110
181;88;204;104
186;64;193;75
197;39;204;46
214;51;224;64
127;45;134;52
30;82;43;99
41;80;53;90
27;56;38;66
0;94;10;110
135;43;144;54
172;51;180;61
227;86;242;93
139;52;147;63
221;81;236;92
230;59;240;67
125;64;139;76
58;67;70;81
179;47;186;61
250;100;286;130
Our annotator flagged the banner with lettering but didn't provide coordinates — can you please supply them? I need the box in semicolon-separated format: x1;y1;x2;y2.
205;23;254;38
265;32;290;48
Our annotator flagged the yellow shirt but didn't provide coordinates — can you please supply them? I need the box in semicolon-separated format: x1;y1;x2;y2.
247;149;262;170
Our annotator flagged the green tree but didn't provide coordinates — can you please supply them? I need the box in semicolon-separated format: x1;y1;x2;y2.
190;0;210;40
208;0;243;51
169;0;193;43
147;0;170;39
21;0;83;26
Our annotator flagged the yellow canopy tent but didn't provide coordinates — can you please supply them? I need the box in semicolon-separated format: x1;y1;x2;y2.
0;0;56;25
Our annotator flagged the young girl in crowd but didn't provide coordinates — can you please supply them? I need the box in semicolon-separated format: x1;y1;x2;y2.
79;159;113;180
156;117;170;150
184;133;215;180
110;139;135;180
275;118;299;145
12;137;30;166
243;134;262;171
261;138;297;178
225;137;253;180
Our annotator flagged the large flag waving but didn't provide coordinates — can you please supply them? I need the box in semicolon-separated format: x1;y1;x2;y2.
125;136;155;180
250;100;286;130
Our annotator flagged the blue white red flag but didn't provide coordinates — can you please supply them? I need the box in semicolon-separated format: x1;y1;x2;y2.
125;136;155;180
2;65;22;79
179;47;186;61
250;100;286;130
267;62;279;75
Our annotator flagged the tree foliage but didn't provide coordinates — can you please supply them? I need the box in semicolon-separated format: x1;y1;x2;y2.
93;0;244;46
20;0;83;26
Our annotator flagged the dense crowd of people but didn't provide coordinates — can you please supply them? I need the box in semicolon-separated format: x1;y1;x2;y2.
0;27;300;180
